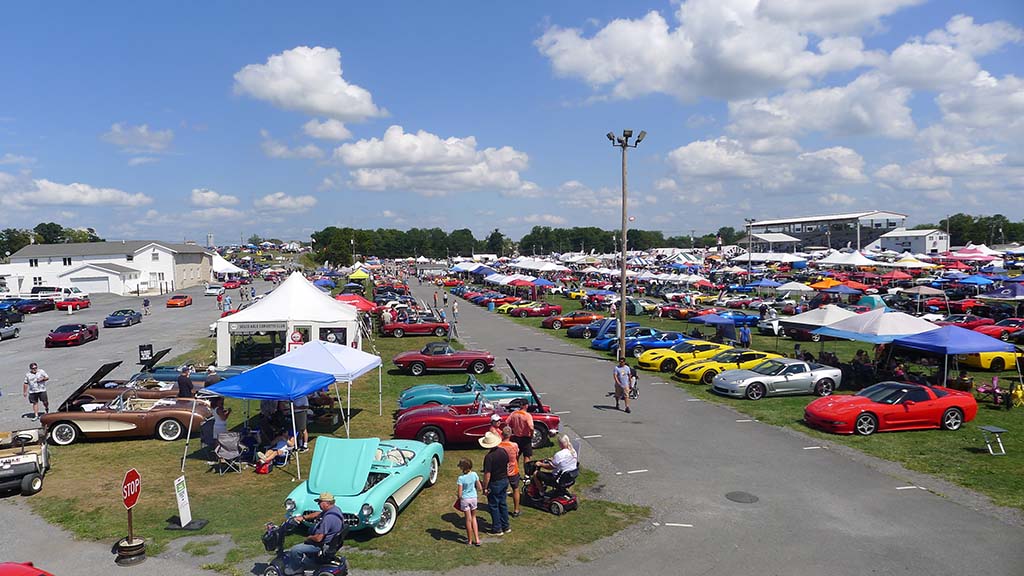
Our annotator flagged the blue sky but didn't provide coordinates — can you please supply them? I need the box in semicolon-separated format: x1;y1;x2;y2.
1;1;1022;244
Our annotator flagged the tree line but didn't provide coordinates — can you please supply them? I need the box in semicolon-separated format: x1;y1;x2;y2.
912;214;1024;248
0;223;103;258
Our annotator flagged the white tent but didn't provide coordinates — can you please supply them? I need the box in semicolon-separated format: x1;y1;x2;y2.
775;281;816;293
266;340;383;437
211;252;247;276
215;272;360;366
814;308;939;343
780;304;857;331
816;251;877;267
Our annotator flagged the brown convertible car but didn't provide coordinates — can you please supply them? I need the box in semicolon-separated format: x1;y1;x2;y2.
76;349;187;404
41;361;212;446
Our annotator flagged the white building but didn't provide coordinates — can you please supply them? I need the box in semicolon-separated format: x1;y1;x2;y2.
2;241;212;296
879;228;949;255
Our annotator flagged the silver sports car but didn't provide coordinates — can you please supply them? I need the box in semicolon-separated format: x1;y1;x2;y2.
711;358;842;400
0;323;20;341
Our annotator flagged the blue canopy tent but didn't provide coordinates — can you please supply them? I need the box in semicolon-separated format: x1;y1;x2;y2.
959;275;994;286
687;313;737;341
186;364;336;478
978;283;1024;315
313;278;336;288
533;278;555;287
822;285;863;295
746;278;782;289
892;325;1018;384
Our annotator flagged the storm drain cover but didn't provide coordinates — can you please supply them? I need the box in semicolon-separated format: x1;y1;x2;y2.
725;491;759;504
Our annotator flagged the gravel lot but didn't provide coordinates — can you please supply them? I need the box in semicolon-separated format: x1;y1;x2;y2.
0;282;271;430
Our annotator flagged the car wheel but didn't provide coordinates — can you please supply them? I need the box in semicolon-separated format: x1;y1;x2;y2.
854;413;878;436
1000;331;1010;342
660;359;676;373
519;311;529;318
433;327;447;337
531;423;548;449
810;333;822;342
549;501;565;516
941;408;964;431
814;378;836;397
701;370;717;385
745;382;765;401
21;473;43;495
409;362;426;376
631;345;644;358
392;328;405;338
469;360;487;375
426;455;440;486
50;422;79;446
417;426;445;445
156;419;184;441
12;328;18;338
373;498;398;536
991;357;1006;371
582;329;593;339
262;562;283;576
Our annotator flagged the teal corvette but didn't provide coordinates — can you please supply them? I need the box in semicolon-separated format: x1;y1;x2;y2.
397;374;532;410
284;437;442;536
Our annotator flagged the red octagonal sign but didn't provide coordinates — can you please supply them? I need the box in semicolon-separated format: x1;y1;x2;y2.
122;468;141;510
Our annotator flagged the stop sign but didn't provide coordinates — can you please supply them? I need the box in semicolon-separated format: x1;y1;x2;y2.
122;468;142;510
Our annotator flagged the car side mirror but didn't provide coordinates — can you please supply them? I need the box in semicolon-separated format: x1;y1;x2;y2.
904;400;915;406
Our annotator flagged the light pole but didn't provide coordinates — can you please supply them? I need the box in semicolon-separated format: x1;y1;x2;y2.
744;218;756;277
608;129;646;358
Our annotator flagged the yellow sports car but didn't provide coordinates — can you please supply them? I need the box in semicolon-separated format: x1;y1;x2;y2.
496;301;534;314
957;351;1023;372
567;289;587;300
637;341;732;372
694;294;720;304
673;349;783;385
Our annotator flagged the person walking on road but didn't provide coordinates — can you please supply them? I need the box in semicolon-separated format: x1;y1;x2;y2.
443;291;449;307
250;286;256;300
142;297;151;315
613;357;632;413
23;363;50;420
216;292;224;310
452;301;459;322
433;291;439;308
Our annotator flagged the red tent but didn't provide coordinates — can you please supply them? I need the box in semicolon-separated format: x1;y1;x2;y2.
943;261;972;270
508;279;534;287
843;280;871;291
879;271;912;280
334;294;375;312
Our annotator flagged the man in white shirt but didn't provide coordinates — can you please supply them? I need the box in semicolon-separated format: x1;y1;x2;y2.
23;363;50;420
612;357;632;413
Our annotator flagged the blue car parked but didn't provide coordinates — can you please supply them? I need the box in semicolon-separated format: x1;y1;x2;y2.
610;331;689;358
591;326;659;351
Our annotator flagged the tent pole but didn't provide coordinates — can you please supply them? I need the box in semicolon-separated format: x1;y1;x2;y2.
943;355;948;386
332;382;347;437
378;365;383;416
290;401;300;481
181;397;198;473
347;380;352;439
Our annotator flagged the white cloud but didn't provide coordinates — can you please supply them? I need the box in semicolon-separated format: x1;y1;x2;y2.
334;125;533;195
303;119;352;141
0;153;34;165
654;178;678;191
0;172;152;207
509;214;569;226
234;46;385;122
260;130;324;159
127;157;158;166
796;147;867;182
819;192;856;207
931;151;1006;174
667;138;761;179
883;42;979;91
756;0;926;35
189;207;246;221
190;188;239;207
101;123;174;152
936;72;1024;136
925;14;1023;56
254;192;318;213
874;163;952;190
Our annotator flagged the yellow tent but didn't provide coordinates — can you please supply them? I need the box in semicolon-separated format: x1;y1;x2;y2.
348;269;370;280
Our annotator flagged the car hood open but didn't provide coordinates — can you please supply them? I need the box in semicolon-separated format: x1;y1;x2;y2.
306;437;381;497
58;361;123;411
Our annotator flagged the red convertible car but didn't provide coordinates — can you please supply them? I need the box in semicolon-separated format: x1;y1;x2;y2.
540;310;604;330
933;314;995;329
44;323;99;347
393;341;495;376
974;318;1024;341
393;360;559;448
55;297;90;311
804;381;977;436
381;318;450;338
508;303;563;318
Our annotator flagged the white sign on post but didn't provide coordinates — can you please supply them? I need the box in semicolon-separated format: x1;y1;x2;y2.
173;475;192;528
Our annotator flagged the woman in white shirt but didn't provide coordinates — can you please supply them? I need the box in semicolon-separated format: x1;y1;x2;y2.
537;435;578;490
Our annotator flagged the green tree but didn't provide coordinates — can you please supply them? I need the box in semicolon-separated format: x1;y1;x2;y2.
33;222;64;244
247;234;263;245
62;227;103;243
447;228;476;257
0;228;34;257
484;229;505;255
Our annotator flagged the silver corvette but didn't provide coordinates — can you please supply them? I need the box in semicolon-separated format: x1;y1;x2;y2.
711;358;842;400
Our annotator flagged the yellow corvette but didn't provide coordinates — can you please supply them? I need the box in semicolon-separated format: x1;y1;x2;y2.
637;341;732;372
957;351;1023;372
672;348;783;385
567;289;587;300
496;301;534;314
694;294;720;304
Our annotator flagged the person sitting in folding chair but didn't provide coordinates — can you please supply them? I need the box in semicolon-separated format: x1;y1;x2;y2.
213;432;243;474
257;428;295;467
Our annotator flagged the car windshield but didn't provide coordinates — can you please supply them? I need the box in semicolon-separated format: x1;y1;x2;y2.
750;360;787;375
996;319;1022;327
670;342;698;353
710;350;743;363
112;310;132;316
856;383;908;404
54;325;80;333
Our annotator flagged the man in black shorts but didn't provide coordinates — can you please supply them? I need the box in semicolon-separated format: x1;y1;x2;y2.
506;401;534;463
23;363;49;420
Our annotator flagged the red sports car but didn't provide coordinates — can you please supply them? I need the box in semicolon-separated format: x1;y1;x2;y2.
393;360;559;448
55;297;91;311
45;323;99;347
974;318;1024;341
947;298;982;314
804;381;977;436
393;341;494;376
381;318;450;338
540;311;604;330
166;294;192;307
509;303;563;318
437;278;463;287
222;280;241;289
933;314;995;330
0;563;56;576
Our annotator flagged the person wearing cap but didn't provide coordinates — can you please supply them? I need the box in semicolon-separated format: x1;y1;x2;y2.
204;366;222;388
285;491;344;575
479;431;510;535
612;357;632;413
176;366;195;399
487;414;503;438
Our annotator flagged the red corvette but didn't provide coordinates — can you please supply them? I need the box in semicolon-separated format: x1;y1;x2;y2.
509;303;563;318
437;278;463;287
393;360;560;448
381;318;450;338
947;298;983;314
55;297;90;311
974;318;1024;341
540;310;604;330
933;314;995;330
804;381;977;436
222;280;241;289
393;341;494;376
45;323;99;347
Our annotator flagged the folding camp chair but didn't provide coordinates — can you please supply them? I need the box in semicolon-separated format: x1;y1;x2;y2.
213;432;242;474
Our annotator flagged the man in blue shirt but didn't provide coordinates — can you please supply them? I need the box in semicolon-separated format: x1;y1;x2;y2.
739;325;751;349
286;492;344;575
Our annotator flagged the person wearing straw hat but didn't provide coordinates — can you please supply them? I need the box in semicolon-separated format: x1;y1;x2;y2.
480;431;511;535
285;492;344;575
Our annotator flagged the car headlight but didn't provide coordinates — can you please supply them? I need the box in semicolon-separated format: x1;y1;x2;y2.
285;498;296;513
360;503;374;518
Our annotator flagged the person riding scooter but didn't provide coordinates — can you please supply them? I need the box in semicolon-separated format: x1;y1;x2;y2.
535;435;578;493
284;492;345;575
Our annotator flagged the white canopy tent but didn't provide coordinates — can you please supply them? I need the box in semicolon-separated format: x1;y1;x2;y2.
775;281;816;293
211;252;248;276
780;304;857;331
215;272;361;367
816;251;877;267
814;308;940;343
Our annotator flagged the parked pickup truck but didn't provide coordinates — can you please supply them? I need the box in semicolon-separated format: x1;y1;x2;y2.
0;286;90;301
711;358;843;401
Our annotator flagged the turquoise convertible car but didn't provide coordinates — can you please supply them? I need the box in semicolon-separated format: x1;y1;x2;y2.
397;374;533;410
284;437;442;536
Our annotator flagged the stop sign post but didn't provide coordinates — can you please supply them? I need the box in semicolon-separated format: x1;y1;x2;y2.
122;468;141;542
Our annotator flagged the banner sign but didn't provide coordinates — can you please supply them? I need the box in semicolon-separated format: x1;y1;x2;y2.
173;475;192;527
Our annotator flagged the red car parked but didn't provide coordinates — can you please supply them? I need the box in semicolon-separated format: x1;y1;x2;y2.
222;280;241;289
947;298;983;314
393;341;494;376
45;323;99;347
508;303;563;318
804;381;976;436
974;318;1024;341
381;318;450;338
933;314;995;330
55;297;91;311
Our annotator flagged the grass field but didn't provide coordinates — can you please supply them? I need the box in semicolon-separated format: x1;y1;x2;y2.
494;291;1024;511
30;328;647;574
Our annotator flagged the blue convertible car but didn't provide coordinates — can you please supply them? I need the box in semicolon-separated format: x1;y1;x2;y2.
285;437;443;536
610;330;688;358
591;326;659;351
397;374;533;410
103;309;143;327
716;311;760;327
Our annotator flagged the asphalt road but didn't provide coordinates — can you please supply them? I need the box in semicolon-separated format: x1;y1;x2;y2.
423;284;1024;576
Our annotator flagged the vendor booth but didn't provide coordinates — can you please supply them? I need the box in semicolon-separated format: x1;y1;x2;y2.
215;272;360;367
